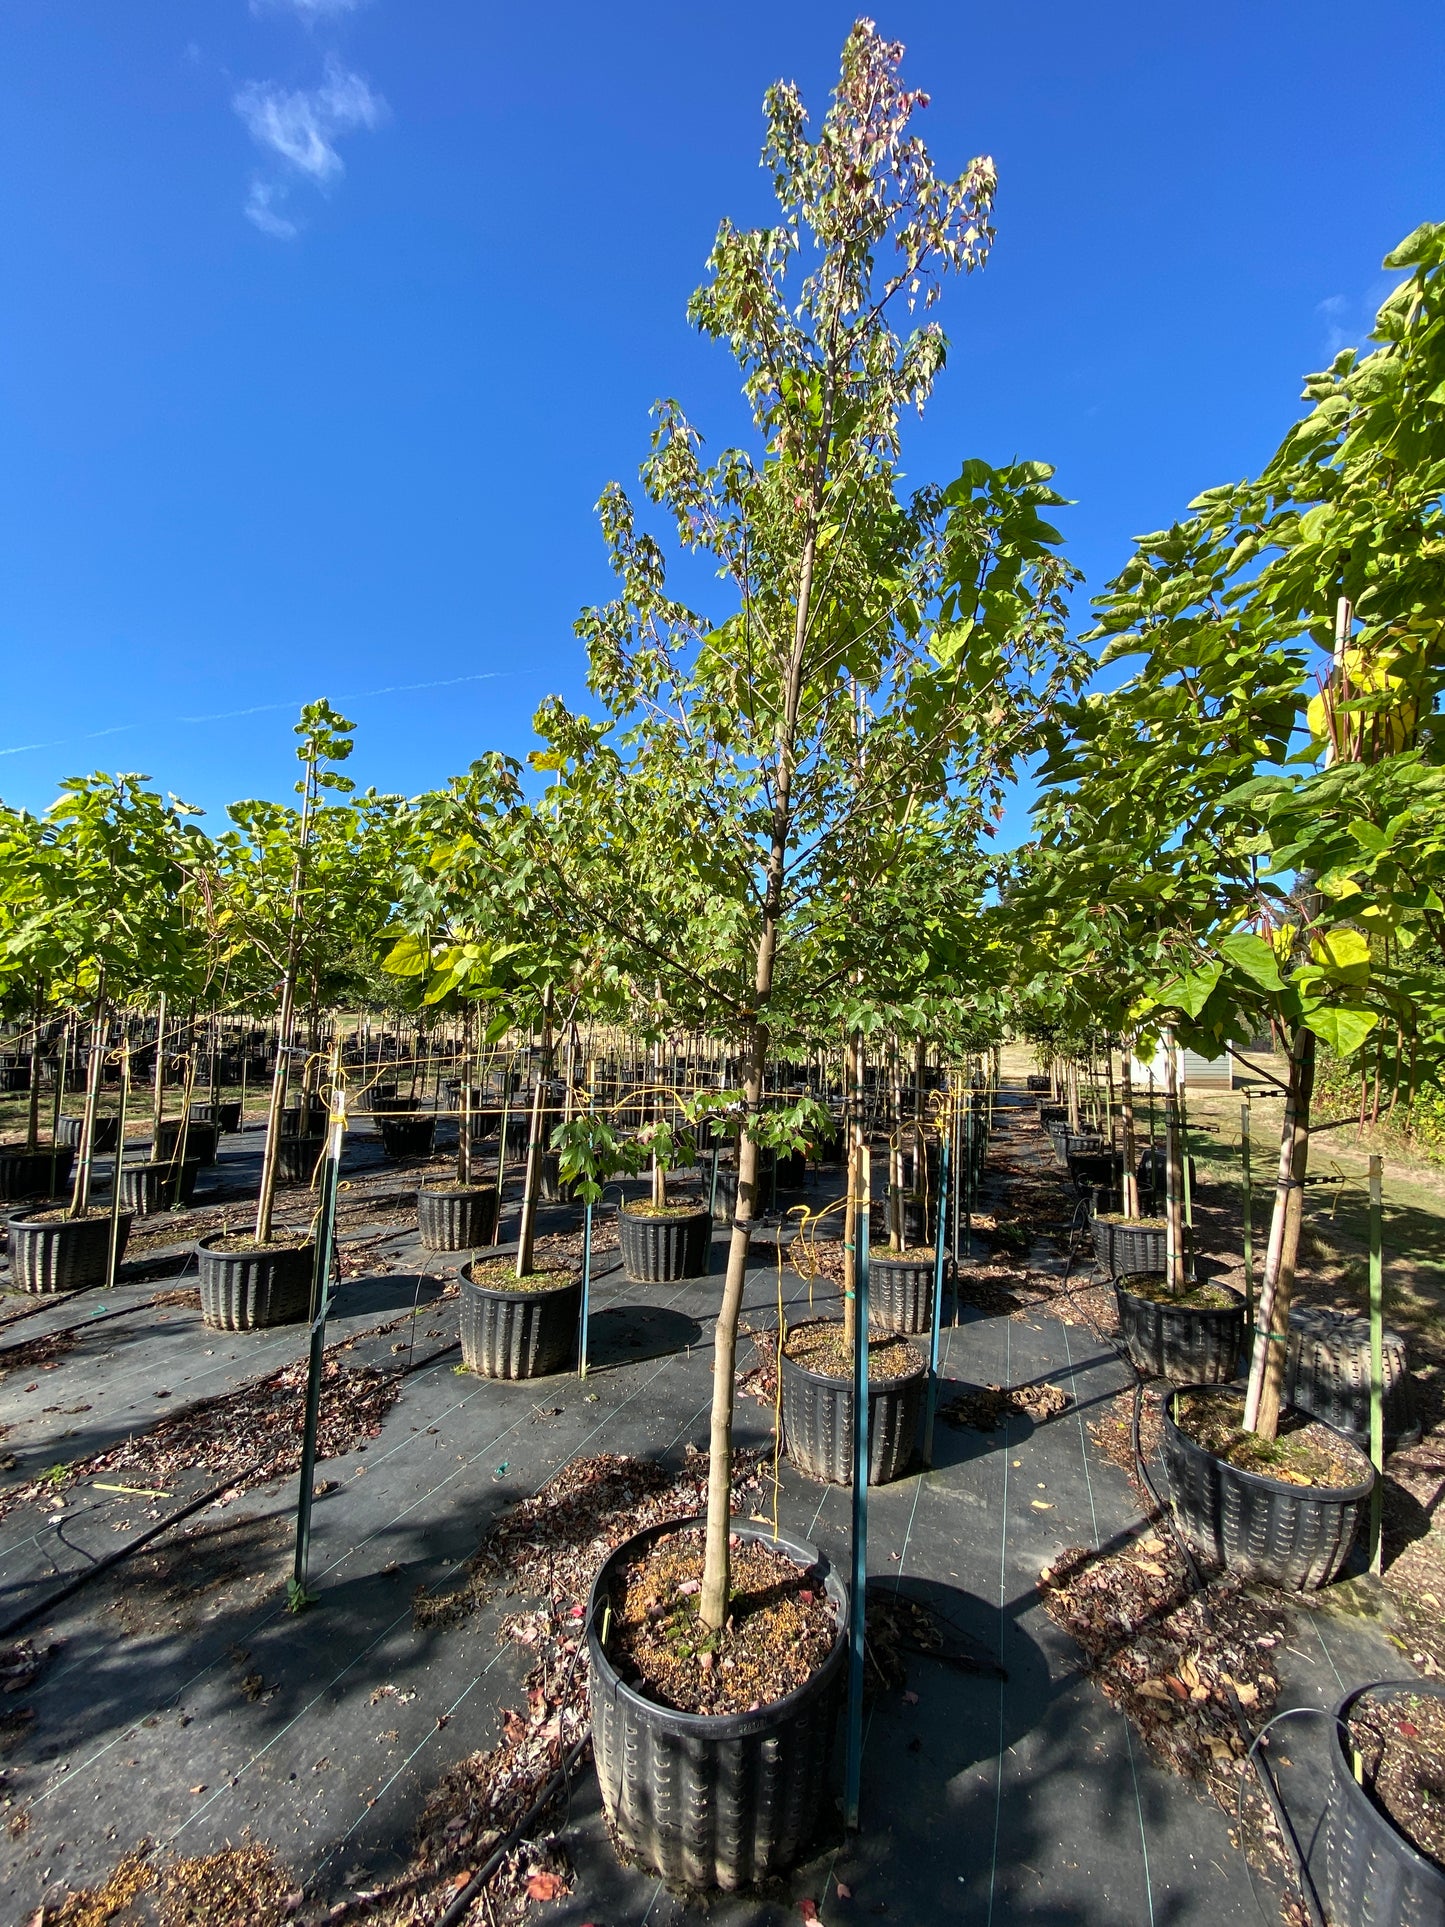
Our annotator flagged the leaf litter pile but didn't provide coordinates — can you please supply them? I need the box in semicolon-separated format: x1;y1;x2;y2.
47;1841;297;1927
939;1381;1070;1430
330;1447;772;1925
0;1353;399;1524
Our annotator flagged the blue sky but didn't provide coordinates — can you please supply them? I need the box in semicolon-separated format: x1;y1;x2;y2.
2;1;1441;836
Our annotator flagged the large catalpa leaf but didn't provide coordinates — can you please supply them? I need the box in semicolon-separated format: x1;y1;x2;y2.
1300;1002;1378;1055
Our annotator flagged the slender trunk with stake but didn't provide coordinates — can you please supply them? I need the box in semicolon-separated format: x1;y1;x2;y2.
1242;1023;1317;1439
515;992;554;1278
254;755;319;1247
700;522;815;1637
1163;1027;1184;1291
150;991;168;1148
70;981;108;1218
842;1030;864;1349
1120;1036;1139;1219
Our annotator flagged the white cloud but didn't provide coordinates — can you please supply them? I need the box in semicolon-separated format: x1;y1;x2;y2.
233;56;385;185
1316;278;1403;359
252;0;365;18
244;178;299;239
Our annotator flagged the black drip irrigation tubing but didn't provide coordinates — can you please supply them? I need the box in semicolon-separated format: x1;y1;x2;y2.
431;1733;592;1927
0;1268;203;1358
0;1326;464;1645
1050;1191;1327;1927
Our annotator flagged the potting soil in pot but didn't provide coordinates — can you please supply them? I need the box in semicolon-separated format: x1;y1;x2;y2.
1173;1389;1369;1489
1120;1276;1239;1311
603;1523;836;1716
209;1232;310;1255
465;1257;576;1294
782;1321;921;1382
1347;1689;1445;1873
14;1205;107;1225
622;1199;705;1220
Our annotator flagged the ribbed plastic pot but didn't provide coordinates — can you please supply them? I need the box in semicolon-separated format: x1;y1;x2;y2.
0;1144;75;1201
712;1152;776;1220
417;1184;497;1252
1115;1277;1244;1384
459;1264;580;1378
154;1118;219;1166
8;1209;132;1292
619;1206;711;1283
1285;1305;1420;1451
215;1100;243;1134
1068;1149;1122;1196
379;1114;436;1160
1324;1679;1445;1927
196;1233;314;1330
867;1251;937;1335
118;1158;201;1214
1091;1215;1167;1278
780;1324;925;1486
1053;1130;1103;1167
279;1135;325;1185
370;1094;418;1116
1162;1386;1375;1589
55;1114;120;1155
588;1516;848;1891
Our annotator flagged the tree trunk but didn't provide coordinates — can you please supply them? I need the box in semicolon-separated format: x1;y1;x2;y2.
254;761;317;1247
70;983;108;1219
1163;1028;1184;1291
150;991;168;1148
25;992;43;1153
843;1030;864;1349
1243;1024;1317;1439
1120;1037;1139;1219
515;993;554;1278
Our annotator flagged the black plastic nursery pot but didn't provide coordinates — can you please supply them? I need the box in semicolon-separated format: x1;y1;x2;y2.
417;1184;497;1252
1324;1679;1445;1927
1115;1275;1245;1384
118;1157;201;1215
196;1232;314;1331
459;1262;581;1378
190;1100;243;1134
1068;1148;1123;1196
379;1113;437;1161
1285;1304;1421;1451
279;1135;326;1185
619;1205;711;1283
780;1321;926;1486
712;1151;776;1220
7;1209;133;1293
867;1249;938;1336
1161;1385;1375;1590
154;1117;219;1166
1091;1214;1167;1279
587;1516;848;1891
0;1143;75;1201
55;1114;120;1155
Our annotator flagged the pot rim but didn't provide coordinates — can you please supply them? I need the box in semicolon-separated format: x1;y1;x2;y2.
1166;1383;1377;1502
8;1207;133;1232
1116;1277;1245;1312
619;1202;710;1223
418;1182;497;1200
460;1260;581;1301
587;1513;848;1740
779;1317;927;1391
196;1230;314;1261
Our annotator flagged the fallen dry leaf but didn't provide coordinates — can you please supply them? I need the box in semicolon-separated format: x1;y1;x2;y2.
525;1869;566;1901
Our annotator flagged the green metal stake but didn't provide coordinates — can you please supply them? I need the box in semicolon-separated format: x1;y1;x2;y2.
292;1088;346;1608
922;1118;951;1468
1240;1102;1254;1335
844;1148;871;1833
1368;1152;1385;1575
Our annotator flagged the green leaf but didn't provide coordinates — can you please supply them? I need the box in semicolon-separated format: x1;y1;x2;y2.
1215;931;1283;992
1300;1003;1378;1056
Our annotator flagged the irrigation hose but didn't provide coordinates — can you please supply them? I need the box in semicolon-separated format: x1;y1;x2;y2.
0;1460;263;1642
431;1732;591;1927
